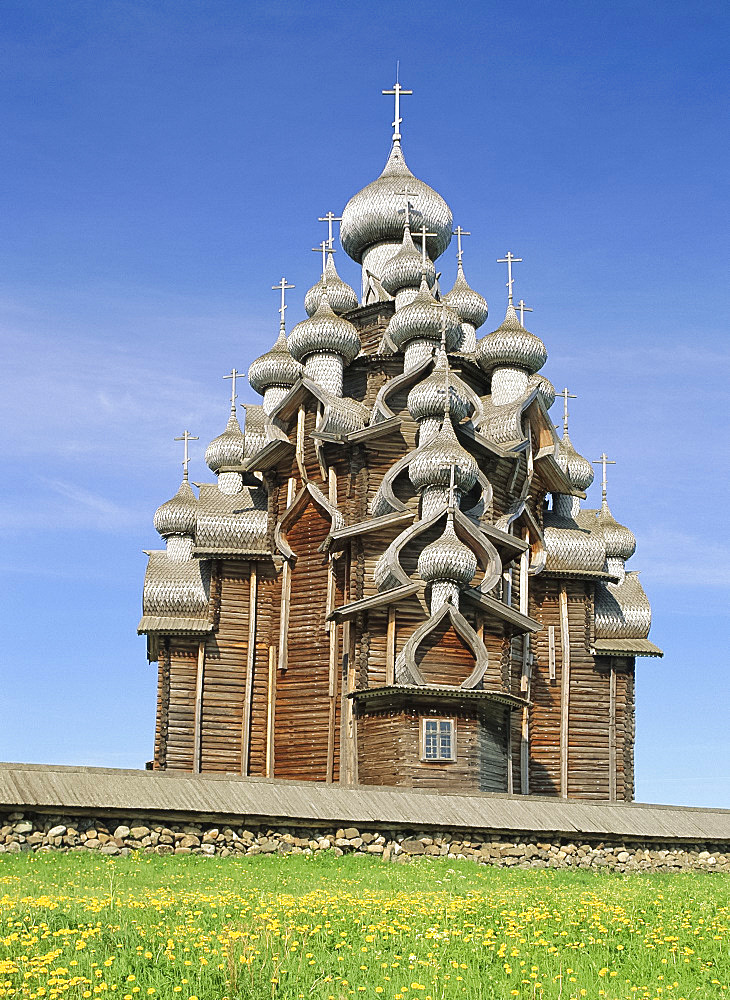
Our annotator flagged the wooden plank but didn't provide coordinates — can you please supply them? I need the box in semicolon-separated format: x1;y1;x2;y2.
241;563;257;776
266;644;276;777
192;640;205;774
548;625;556;681
609;662;617;803
385;607;396;686
559;583;570;798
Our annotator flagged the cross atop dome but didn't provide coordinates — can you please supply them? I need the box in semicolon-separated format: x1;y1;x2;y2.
312;240;334;277
593;452;616;502
382;67;412;144
497;251;523;306
223;368;242;414
272;277;295;330
453;226;471;264
174;430;199;481
418;221;437;267
318;212;342;251
559;387;577;434
516;299;532;326
396;184;419;228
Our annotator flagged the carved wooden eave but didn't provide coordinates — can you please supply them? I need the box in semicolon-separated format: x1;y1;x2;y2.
461;588;542;634
244;437;294;473
350;685;528;711
375;506;503;594
327;583;421;623
591;638;664;658
329;510;415;547
456;422;513;460
344;416;402;445
371;354;432;422
395;602;490;690
274;482;345;562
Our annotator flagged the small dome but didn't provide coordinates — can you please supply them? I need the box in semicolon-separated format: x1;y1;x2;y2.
304;254;359;317
442;262;488;329
387;276;462;353
205;410;245;473
340;143;452;264
556;431;594;492
288;294;361;365
380;225;435;295
527;372;556;410
476;304;547;375
407;349;471;424
248;328;302;395
409;413;478;494
598;500;637;560
418;517;477;586
154;478;197;538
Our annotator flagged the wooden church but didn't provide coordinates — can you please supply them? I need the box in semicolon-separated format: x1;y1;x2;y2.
139;82;661;801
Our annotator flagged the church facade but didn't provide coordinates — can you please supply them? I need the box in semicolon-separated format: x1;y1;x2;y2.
139;86;661;800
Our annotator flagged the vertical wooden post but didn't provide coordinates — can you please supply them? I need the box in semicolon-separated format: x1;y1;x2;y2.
506;712;514;794
559;584;571;798
385;607;396;685
265;644;276;777
295;404;306;480
277;477;296;674
339;619;355;784
193;639;205;774
326;557;338;783
609;662;617;802
519;536;530;794
241;563;257;776
548;625;556;680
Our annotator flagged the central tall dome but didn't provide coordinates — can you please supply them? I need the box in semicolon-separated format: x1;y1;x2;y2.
139;78;660;802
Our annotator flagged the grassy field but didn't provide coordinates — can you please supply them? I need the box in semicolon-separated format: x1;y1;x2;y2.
0;853;728;1000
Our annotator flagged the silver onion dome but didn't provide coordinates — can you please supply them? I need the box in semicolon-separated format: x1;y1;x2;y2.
407;350;471;424
153;478;197;538
442;262;488;329
205;410;245;473
476;304;547;375
598;501;637;560
388;276;462;353
248;328;302;395
303;254;359;317
556;431;594;492
288;294;361;365
380;225;435;295
527;372;556;410
409;414;478;494
340;143;452;264
418;516;477;586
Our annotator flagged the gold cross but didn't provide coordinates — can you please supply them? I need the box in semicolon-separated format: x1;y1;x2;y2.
223;369;242;413
272;277;295;329
174;430;199;481
593;452;616;502
452;226;471;263
382;68;413;142
559;387;576;434
497;251;523;305
516;299;533;326
318;211;342;250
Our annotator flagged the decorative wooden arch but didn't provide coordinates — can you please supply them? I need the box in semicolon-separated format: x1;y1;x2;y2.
274;482;344;563
394;602;489;690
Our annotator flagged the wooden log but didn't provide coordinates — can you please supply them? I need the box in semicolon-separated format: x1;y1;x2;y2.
192;640;205;774
266;644;276;777
609;661;617;802
385;607;396;686
559;583;570;798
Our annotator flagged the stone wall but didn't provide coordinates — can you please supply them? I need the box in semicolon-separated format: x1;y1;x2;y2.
1;810;728;872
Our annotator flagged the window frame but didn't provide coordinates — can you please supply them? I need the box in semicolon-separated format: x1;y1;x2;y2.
420;716;457;763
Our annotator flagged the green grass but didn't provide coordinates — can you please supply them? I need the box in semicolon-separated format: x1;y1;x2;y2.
0;852;728;999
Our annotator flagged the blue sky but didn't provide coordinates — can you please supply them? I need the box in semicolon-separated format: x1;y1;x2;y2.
2;0;728;807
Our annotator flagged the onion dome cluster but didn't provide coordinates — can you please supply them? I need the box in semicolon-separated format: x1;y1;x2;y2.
407;350;470;425
153;479;197;538
409;413;478;495
303;255;358;317
288;294;361;365
248;328;302;396
340;143;452;264
598;501;637;560
388;277;462;353
205;410;245;473
527;372;556;410
556;432;594;492
418;516;477;587
443;263;488;330
380;225;435;295
476;304;547;375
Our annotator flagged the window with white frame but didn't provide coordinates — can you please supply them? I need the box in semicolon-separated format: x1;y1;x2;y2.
421;718;455;761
